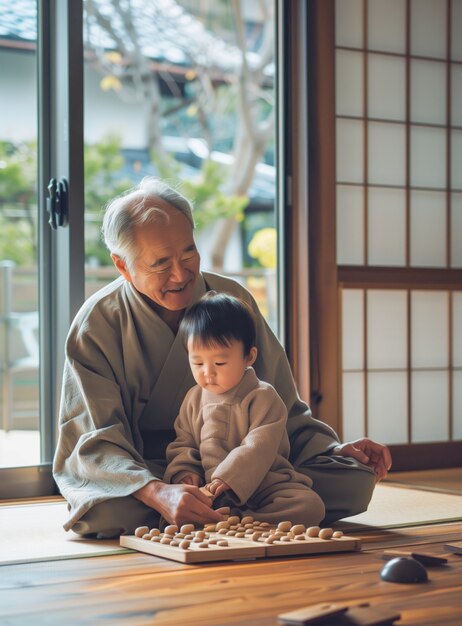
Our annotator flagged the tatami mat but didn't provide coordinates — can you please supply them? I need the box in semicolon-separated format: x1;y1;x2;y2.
338;482;462;531
0;501;128;566
1;483;461;565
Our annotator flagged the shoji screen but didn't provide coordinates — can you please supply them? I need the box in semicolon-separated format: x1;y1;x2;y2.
335;0;462;456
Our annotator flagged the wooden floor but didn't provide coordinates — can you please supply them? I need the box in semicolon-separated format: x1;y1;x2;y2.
386;467;462;495
1;521;462;625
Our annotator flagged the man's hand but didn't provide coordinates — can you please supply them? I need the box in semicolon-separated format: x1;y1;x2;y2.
133;481;225;526
331;438;392;481
204;478;230;498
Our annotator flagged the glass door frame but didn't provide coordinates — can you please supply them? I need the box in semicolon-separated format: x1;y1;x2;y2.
0;0;85;498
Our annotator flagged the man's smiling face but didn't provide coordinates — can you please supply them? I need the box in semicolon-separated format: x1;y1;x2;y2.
113;201;200;313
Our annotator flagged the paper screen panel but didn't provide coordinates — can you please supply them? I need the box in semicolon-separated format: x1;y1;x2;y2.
342;372;365;441
368;187;406;266
451;65;462;127
342;289;364;370
337;119;364;184
335;0;363;48
410;126;447;189
368;54;405;121
451;193;462;267
411;370;449;442
410;190;446;268
367;0;406;54
453;292;462;367
336;50;364;117
410;59;446;125
451;130;462;190
453;370;462;440
368;372;408;444
336;185;364;265
452;0;462;61
410;0;447;59
368;122;406;186
411;291;449;368
367;290;407;369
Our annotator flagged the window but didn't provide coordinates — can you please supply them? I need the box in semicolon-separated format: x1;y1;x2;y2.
0;0;283;496
0;1;85;495
82;0;278;331
0;1;40;468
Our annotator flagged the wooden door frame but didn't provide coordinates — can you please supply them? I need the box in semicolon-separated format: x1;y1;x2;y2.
305;0;339;433
285;0;462;470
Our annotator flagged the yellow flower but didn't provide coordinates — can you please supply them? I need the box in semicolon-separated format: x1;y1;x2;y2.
186;104;198;117
104;51;123;65
248;227;277;268
100;75;122;92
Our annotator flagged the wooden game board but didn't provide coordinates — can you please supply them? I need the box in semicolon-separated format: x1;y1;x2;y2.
121;534;267;563
120;518;361;564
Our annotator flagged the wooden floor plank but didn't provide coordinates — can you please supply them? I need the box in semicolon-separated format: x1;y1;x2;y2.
0;553;181;589
1;522;462;625
1;556;462;626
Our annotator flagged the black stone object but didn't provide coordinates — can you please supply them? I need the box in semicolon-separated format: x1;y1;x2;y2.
380;556;429;583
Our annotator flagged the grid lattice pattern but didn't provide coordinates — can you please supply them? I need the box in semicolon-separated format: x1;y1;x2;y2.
336;0;462;445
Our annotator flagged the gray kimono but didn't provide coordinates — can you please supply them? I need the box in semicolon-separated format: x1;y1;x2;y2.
53;271;340;530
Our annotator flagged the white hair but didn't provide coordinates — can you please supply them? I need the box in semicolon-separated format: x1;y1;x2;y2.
101;177;194;272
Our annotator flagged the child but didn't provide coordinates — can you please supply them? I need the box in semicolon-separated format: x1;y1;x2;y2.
164;292;325;525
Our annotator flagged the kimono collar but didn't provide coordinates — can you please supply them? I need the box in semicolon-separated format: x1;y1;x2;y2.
125;272;208;328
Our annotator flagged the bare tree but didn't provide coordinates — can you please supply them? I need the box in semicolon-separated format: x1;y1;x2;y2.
84;0;167;168
211;0;274;268
83;0;274;270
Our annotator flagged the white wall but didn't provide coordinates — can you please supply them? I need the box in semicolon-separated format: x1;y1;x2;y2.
0;51;37;142
0;50;147;146
83;65;148;147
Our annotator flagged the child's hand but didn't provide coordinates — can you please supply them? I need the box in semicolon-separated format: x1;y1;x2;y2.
205;478;230;498
180;473;201;487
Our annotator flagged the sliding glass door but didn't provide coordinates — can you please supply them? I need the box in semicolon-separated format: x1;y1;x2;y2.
0;0;84;496
0;2;41;470
0;0;282;497
82;0;278;331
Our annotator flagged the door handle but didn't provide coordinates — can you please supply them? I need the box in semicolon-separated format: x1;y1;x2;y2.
47;177;69;230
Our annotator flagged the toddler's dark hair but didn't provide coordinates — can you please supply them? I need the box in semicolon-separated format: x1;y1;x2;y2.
180;292;256;356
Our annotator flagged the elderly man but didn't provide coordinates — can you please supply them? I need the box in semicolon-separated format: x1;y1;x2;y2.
53;177;391;537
